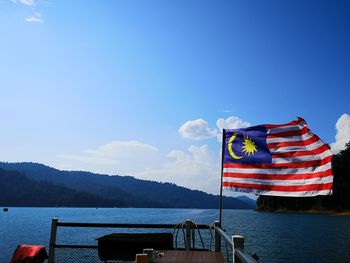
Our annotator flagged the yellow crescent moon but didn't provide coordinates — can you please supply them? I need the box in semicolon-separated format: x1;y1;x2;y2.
228;133;244;160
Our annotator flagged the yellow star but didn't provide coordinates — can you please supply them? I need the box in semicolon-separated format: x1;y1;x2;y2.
242;135;258;156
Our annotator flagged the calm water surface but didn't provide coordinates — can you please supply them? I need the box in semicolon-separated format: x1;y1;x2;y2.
1;208;349;263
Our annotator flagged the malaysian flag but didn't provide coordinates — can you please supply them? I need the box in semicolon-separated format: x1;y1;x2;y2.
222;118;333;197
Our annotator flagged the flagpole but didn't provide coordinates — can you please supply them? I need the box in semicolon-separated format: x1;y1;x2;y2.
219;129;226;225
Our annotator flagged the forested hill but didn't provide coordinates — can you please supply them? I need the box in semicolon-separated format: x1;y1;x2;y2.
0;169;123;207
0;162;255;209
257;141;350;212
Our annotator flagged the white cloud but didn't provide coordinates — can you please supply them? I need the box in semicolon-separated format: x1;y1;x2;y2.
25;16;43;23
11;0;43;23
331;113;350;153
179;119;217;140
216;116;251;140
59;140;161;175
20;0;35;6
57;140;221;194
58;115;253;194
216;116;251;130
136;145;221;194
11;0;35;5
178;116;251;142
25;12;43;23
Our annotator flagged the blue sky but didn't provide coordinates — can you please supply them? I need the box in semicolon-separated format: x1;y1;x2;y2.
1;0;349;195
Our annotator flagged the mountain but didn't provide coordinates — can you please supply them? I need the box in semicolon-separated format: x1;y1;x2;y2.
0;169;124;207
236;196;258;207
0;162;256;209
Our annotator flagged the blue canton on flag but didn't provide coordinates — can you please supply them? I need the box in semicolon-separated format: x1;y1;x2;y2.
224;125;272;164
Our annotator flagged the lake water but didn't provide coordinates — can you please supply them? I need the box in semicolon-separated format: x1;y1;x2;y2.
1;208;350;263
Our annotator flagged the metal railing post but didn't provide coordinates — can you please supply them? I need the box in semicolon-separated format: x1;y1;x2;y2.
185;219;191;250
232;235;245;263
214;220;221;252
48;218;58;263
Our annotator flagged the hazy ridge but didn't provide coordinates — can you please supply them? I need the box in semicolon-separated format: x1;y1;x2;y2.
0;162;255;209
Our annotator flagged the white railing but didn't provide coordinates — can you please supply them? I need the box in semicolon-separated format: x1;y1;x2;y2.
214;221;258;263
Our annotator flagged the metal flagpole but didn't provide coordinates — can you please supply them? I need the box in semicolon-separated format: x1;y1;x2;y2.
219;129;226;225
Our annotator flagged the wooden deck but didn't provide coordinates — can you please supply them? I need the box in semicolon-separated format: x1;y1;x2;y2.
152;250;225;263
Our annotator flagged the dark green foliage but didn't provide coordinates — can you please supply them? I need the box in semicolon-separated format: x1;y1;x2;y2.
0;169;124;207
0;163;256;209
257;141;350;212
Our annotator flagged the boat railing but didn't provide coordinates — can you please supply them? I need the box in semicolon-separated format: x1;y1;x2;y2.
48;218;258;263
214;222;258;263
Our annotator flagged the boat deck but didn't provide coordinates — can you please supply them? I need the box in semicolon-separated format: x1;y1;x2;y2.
49;219;257;263
151;250;225;263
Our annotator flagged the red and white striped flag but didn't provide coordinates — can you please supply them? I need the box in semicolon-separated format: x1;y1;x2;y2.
222;118;333;197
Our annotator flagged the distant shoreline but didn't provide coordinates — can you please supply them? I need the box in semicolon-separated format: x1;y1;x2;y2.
256;208;350;216
1;206;254;210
